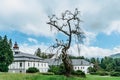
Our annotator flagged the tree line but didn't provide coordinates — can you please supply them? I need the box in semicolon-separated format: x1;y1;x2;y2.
86;57;120;76
0;35;13;72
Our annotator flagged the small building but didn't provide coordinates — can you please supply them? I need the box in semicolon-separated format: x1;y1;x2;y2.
44;59;93;74
72;59;93;74
9;42;49;73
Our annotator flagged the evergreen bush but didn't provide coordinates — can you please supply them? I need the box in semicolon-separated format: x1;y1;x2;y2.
110;72;120;77
72;70;86;77
98;71;109;76
26;67;39;73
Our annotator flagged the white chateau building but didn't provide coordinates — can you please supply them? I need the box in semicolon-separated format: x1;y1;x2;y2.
9;42;49;73
9;42;93;74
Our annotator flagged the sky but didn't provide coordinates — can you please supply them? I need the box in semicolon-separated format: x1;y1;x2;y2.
0;0;120;58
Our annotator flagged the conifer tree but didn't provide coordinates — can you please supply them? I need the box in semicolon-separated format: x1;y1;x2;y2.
34;48;42;57
0;35;13;72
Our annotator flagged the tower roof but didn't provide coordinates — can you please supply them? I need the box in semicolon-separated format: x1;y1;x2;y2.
13;42;19;49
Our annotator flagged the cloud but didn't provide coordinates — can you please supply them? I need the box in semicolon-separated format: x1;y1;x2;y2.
84;31;96;46
19;43;48;54
0;0;103;37
19;42;120;58
28;38;38;44
70;44;120;58
104;20;120;35
0;0;120;37
79;0;120;35
0;0;54;37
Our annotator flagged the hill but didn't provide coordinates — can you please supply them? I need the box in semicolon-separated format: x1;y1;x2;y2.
110;53;120;58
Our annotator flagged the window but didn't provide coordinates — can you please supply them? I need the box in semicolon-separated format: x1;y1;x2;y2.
28;63;29;67
20;62;22;67
74;67;76;69
83;67;84;69
38;63;39;67
41;63;43;67
15;52;19;54
44;63;46;67
33;63;35;67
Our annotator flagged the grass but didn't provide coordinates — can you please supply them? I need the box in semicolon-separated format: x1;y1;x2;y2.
0;73;120;80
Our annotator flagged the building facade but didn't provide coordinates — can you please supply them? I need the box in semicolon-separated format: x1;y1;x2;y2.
9;42;93;74
9;42;49;73
45;59;93;74
72;59;93;74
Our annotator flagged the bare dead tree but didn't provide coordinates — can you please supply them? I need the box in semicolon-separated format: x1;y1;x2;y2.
47;8;85;77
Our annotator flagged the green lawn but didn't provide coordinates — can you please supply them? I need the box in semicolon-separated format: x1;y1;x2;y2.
0;73;119;80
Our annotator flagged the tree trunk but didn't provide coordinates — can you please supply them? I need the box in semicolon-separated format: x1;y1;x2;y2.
62;48;73;77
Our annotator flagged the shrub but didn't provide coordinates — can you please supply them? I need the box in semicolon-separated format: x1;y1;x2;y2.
58;64;66;75
88;67;97;73
98;71;109;76
48;65;60;75
110;72;120;77
26;67;39;73
48;64;66;75
89;72;98;75
114;66;120;72
0;64;8;72
72;70;86;77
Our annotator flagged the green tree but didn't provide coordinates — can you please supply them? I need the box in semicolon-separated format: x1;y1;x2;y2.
90;58;101;71
34;48;42;57
48;64;66;75
88;67;97;73
9;39;12;48
0;36;2;40
100;57;114;71
34;48;47;59
114;58;120;72
41;52;47;59
0;35;13;72
90;58;96;63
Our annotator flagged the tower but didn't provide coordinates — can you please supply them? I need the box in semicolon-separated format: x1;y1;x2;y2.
13;42;20;54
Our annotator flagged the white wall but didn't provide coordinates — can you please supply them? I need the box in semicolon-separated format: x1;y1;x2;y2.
73;66;90;74
9;61;49;73
9;61;25;69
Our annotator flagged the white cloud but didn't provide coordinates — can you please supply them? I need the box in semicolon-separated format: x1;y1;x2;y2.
84;31;96;46
0;0;54;37
19;43;48;55
18;42;120;58
70;44;120;58
0;0;27;16
77;0;101;15
28;38;38;44
0;0;120;37
104;20;120;35
20;23;54;37
0;0;102;37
